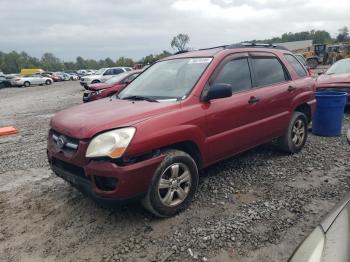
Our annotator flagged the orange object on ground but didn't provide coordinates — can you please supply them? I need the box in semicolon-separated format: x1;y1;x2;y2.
0;126;17;136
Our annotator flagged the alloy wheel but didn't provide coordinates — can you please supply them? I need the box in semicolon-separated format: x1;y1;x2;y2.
158;163;192;207
292;119;305;147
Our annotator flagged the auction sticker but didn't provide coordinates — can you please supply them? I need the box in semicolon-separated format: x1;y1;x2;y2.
188;58;212;64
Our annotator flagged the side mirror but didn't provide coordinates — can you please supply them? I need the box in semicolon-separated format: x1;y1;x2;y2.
203;83;232;102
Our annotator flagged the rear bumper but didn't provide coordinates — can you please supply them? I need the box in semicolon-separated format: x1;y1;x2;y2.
48;148;164;201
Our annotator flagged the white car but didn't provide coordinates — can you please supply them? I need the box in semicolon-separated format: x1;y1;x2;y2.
80;67;132;87
11;75;53;87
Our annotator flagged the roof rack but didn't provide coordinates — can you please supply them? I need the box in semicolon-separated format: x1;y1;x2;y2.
174;50;189;55
199;45;228;51
225;42;289;51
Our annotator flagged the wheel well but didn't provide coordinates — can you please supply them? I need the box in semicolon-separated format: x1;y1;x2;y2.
295;103;311;122
166;141;203;170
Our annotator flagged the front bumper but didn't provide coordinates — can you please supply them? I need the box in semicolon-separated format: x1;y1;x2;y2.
47;134;164;201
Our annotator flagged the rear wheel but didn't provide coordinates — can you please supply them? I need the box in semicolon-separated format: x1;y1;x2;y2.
276;112;308;153
91;80;100;84
23;81;30;87
142;149;199;217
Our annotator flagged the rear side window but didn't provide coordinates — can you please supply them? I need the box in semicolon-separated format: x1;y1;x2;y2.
213;58;252;93
284;54;308;77
113;68;124;74
251;57;288;87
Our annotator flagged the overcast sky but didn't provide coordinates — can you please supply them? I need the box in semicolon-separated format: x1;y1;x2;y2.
0;0;349;61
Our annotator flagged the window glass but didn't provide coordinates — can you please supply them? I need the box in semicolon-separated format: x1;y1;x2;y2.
119;58;212;100
104;69;113;75
213;58;252;93
113;68;124;74
284;54;307;77
252;57;287;86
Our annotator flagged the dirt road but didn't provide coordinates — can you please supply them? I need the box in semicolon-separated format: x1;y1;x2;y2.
0;82;349;262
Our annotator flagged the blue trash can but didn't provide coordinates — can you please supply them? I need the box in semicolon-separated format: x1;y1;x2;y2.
312;91;348;137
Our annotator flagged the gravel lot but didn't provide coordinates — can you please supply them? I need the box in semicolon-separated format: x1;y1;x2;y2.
0;81;349;262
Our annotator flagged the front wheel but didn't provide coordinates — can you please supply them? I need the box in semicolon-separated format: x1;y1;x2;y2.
45;80;52;85
142;149;199;217
276;112;308;154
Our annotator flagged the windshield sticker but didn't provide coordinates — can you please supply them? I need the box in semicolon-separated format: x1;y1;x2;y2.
188;58;212;64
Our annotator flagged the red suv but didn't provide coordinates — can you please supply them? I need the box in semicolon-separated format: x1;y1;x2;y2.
83;70;141;102
47;43;316;217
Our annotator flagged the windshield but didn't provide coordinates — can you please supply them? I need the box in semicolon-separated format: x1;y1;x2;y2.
95;68;106;75
105;72;129;83
326;59;350;75
118;58;212;100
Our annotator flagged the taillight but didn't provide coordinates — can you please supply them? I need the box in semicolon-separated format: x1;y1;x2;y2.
15;78;21;81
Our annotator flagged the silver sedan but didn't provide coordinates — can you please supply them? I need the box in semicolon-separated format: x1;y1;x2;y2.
11;75;53;87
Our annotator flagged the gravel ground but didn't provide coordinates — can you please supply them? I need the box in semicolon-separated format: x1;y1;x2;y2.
0;81;349;262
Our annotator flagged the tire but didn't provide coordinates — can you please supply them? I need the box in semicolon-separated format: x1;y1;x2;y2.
142;149;199;217
91;80;100;84
307;58;318;69
23;81;30;87
276;112;308;154
45;80;52;85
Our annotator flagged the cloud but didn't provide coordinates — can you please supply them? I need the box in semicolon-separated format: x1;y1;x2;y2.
0;0;349;61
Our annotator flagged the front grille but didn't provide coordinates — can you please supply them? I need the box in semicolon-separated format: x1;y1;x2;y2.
52;130;79;152
52;158;89;181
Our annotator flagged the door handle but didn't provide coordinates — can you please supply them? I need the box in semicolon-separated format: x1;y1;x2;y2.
248;96;260;104
288;85;296;92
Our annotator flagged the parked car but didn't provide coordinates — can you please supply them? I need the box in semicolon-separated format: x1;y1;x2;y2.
50;73;63;82
0;75;12;88
12;74;53;87
316;58;350;104
80;67;133;87
47;43;316;217
83;70;141;102
290;192;350;262
67;73;79;80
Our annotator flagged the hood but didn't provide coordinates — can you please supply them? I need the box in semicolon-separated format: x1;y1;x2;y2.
88;83;114;91
50;99;180;139
317;73;350;86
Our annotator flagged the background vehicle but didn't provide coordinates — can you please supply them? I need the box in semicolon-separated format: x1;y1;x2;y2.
0;75;12;88
83;70;141;102
12;75;53;87
48;43;316;217
316;58;350;104
20;68;44;75
290;193;350;262
304;44;327;69
80;67;132;87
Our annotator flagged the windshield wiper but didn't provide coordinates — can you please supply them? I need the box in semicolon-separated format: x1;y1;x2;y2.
122;95;159;102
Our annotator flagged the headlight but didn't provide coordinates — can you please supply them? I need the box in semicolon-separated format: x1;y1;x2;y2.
86;127;136;158
290;226;325;262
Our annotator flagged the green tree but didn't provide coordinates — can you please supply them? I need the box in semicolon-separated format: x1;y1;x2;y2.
41;53;62;71
171;33;190;52
337;26;349;42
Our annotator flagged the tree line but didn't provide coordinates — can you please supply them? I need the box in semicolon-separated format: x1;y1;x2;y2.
1;27;349;74
0;50;172;74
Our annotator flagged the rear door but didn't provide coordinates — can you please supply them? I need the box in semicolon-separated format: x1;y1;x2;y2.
247;52;294;140
204;53;277;163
